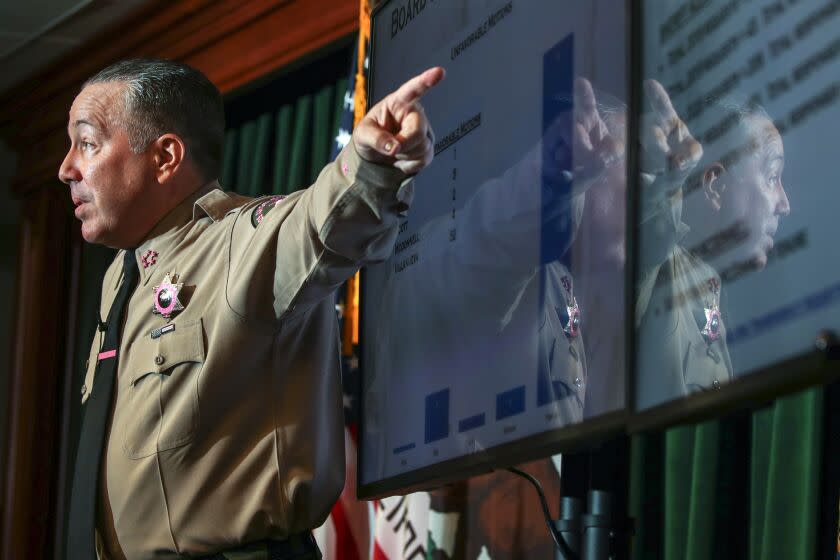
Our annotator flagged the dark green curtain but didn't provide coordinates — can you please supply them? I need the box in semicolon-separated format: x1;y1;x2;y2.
220;76;349;197
630;387;824;559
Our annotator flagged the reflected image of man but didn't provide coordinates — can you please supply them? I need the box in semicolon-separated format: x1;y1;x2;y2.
566;81;627;418
636;90;791;409
60;58;443;560
632;80;734;409
411;78;622;560
681;102;790;277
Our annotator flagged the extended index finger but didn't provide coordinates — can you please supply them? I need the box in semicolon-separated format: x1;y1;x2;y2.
392;67;446;106
575;77;599;124
644;79;678;123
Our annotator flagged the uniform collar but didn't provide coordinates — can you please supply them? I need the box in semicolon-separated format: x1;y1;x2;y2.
133;180;219;285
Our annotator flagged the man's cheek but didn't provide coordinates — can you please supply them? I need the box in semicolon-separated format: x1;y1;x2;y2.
764;191;777;217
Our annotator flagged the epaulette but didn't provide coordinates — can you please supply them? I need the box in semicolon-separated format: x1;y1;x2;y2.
195;190;252;222
251;195;288;227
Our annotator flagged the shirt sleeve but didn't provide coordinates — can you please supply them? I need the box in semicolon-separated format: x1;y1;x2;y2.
225;141;414;324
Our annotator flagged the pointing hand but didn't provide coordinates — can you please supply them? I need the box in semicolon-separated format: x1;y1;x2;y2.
353;67;446;175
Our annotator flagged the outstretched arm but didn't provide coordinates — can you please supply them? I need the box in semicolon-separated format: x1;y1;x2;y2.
226;68;446;323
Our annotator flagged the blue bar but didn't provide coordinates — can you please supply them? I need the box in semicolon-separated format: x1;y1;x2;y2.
458;413;486;433
424;389;450;444
541;33;575;267
393;443;416;455
496;386;526;420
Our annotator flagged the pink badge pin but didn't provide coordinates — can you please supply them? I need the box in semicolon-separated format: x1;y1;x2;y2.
702;277;722;343
702;304;722;342
152;273;184;320
565;297;581;339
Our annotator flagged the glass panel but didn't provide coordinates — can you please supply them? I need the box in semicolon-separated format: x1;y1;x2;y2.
362;0;627;488
635;0;840;410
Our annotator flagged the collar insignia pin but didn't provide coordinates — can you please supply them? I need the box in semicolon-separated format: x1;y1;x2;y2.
141;249;158;269
152;273;184;320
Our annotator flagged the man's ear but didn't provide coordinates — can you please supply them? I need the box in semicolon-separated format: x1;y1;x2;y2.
702;162;726;212
152;133;186;184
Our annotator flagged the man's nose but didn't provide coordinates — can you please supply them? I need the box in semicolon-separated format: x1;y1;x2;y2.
776;183;790;216
58;148;81;185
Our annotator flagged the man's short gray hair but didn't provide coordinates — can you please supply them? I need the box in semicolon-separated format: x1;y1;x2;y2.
84;59;225;180
682;96;773;196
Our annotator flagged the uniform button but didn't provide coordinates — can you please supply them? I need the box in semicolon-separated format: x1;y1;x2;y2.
712;379;721;389
81;384;87;396
155;355;165;366
574;377;582;389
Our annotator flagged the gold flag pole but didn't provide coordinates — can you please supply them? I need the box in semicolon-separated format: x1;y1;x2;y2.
342;0;371;356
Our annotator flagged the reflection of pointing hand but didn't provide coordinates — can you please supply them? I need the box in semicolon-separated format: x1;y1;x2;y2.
640;79;702;185
573;77;621;182
353;67;446;175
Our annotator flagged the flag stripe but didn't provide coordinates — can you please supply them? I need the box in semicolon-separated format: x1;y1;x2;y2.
373;541;389;560
330;498;361;560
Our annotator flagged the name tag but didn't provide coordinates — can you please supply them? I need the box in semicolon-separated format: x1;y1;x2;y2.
151;324;176;339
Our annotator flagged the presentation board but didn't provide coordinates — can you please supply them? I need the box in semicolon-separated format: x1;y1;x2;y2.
360;0;628;496
632;0;840;421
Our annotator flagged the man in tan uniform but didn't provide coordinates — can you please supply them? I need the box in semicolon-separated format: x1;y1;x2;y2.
59;58;443;559
636;87;790;409
633;79;735;410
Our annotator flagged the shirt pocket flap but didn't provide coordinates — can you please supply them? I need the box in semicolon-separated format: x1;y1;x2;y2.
683;338;727;391
130;319;205;385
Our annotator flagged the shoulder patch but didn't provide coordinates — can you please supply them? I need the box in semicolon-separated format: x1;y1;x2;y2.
251;195;288;227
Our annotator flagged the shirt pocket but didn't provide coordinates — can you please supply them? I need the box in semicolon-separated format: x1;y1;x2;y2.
683;338;729;393
538;306;585;413
122;318;205;459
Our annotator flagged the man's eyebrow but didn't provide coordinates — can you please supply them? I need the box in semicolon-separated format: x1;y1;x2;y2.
73;119;100;130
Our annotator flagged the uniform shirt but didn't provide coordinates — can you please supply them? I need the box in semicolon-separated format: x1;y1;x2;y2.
636;244;733;410
79;143;412;559
536;262;587;417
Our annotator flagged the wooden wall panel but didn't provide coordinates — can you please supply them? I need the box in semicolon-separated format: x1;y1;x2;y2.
2;189;73;560
187;0;359;92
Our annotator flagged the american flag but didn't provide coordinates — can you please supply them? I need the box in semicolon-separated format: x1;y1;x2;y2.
315;3;439;558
